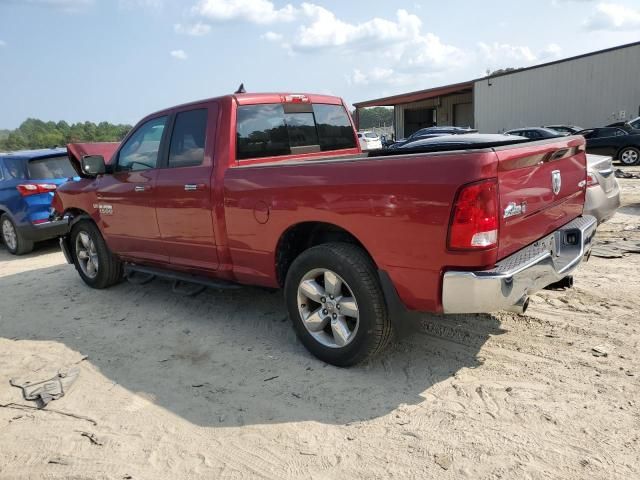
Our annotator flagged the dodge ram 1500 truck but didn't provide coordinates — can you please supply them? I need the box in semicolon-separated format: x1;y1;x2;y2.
51;92;597;366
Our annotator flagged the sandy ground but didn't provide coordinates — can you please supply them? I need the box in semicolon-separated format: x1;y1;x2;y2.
1;173;639;480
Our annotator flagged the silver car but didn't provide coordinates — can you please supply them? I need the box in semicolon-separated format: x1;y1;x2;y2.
584;154;621;223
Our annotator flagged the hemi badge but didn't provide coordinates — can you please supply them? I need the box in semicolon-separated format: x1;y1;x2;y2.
503;201;527;219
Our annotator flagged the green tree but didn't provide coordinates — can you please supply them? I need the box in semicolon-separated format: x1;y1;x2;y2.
0;119;132;151
352;107;394;130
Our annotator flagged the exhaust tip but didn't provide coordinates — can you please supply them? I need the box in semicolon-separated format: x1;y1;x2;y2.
507;295;530;315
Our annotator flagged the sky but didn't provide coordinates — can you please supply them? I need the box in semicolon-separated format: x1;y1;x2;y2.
0;0;638;129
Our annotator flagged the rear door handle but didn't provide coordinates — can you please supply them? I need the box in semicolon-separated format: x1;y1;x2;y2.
134;185;145;192
184;184;205;191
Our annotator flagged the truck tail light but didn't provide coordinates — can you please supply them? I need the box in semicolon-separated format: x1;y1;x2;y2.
16;183;57;197
282;94;310;103
448;179;499;250
586;172;599;187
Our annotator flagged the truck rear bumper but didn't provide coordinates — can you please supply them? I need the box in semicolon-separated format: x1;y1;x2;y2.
442;215;597;314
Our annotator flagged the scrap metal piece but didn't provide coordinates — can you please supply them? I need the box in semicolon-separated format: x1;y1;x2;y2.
10;367;80;409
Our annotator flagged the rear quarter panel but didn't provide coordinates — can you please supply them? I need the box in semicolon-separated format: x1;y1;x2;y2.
223;151;500;311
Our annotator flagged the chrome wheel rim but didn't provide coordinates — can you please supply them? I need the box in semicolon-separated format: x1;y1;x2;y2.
75;231;99;279
621;149;639;165
297;268;359;349
2;219;17;251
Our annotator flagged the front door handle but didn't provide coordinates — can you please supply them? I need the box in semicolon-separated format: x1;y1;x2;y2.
184;184;205;191
134;185;145;192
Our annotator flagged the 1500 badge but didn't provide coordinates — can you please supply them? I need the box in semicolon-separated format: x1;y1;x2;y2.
93;203;113;215
503;201;527;219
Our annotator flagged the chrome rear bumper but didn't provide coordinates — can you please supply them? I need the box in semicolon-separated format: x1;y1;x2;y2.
442;215;597;314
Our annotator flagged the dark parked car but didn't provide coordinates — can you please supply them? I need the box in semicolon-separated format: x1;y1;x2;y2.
0;148;77;254
543;125;584;135
389;126;477;148
504;127;566;139
606;116;640;132
577;127;640;165
392;133;530;152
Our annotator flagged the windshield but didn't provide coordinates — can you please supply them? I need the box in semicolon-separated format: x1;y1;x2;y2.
28;156;76;179
630;117;640;129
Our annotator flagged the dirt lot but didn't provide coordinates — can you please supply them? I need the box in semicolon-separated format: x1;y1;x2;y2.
1;173;639;480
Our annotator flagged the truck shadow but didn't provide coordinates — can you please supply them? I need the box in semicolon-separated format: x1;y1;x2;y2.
0;264;505;428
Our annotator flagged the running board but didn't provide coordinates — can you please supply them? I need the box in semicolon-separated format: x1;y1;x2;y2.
123;263;242;293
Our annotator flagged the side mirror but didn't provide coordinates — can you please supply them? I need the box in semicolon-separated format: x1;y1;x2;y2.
81;155;106;176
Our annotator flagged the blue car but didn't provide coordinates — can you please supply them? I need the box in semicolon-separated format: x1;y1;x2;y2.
0;148;77;255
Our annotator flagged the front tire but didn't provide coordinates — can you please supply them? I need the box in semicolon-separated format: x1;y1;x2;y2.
284;242;392;367
70;220;122;289
619;147;640;166
1;214;34;255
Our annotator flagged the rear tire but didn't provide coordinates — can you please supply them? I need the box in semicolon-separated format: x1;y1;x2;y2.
1;214;34;255
70;220;122;289
619;147;640;166
284;242;392;367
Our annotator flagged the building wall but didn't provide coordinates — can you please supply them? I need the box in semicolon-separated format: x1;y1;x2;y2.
394;92;473;138
474;43;640;133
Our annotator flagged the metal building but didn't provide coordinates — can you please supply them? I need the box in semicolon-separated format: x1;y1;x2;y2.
353;41;640;139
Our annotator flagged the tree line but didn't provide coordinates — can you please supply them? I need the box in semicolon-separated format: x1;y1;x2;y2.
352;107;394;130
0;118;132;151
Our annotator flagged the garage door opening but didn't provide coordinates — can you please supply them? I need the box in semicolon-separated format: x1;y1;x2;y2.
404;108;436;137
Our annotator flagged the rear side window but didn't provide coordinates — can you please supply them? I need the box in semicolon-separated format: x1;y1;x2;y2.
2;158;27;179
168;109;208;168
236;104;290;160
312;104;357;151
236;103;356;160
28;156;76;179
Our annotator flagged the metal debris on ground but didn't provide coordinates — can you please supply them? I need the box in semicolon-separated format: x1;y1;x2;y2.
10;366;80;408
591;240;640;258
614;169;640;179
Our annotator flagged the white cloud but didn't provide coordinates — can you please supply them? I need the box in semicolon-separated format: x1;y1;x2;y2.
174;22;211;36
291;6;465;84
192;0;297;24
294;5;421;50
478;42;566;74
478;42;537;63
170;49;188;60
119;0;163;9
540;43;562;59
261;31;283;41
584;2;640;30
0;0;93;10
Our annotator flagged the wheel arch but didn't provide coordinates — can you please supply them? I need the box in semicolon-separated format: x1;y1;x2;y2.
274;221;376;288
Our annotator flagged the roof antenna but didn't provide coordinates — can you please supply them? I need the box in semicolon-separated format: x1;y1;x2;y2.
235;83;246;94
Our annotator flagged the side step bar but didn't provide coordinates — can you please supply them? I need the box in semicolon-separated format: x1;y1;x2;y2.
123;263;242;294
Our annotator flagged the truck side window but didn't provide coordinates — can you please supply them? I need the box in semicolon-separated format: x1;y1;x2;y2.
312;104;357;151
117;116;168;172
237;104;290;160
168;109;208;168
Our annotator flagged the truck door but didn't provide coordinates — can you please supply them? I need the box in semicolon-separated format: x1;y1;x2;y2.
155;105;219;271
96;115;169;262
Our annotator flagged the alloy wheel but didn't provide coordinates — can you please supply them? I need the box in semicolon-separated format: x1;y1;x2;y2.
621;149;639;165
296;268;360;348
75;231;99;278
2;219;17;251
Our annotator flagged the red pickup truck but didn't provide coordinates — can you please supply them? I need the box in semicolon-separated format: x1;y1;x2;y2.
51;92;597;366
